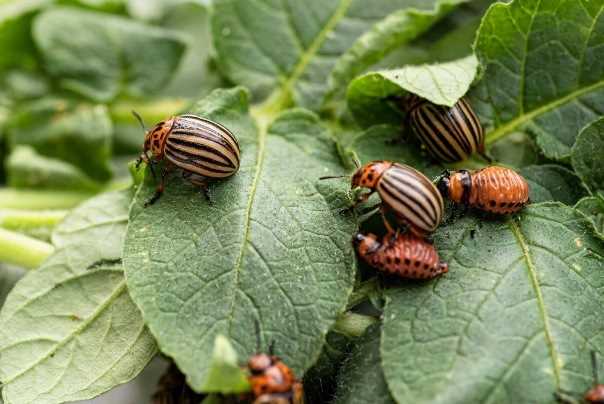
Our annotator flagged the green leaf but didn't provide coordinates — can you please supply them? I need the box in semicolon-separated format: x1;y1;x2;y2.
325;0;468;105
488;132;538;168
575;195;604;238
7;98;113;182
199;335;250;394
381;203;604;404
212;0;463;111
333;324;395;404
6;146;102;191
123;87;355;389
0;0;49;72
520;164;587;205
347;55;478;127
471;0;604;160
0;190;157;404
33;7;186;102
572;118;604;193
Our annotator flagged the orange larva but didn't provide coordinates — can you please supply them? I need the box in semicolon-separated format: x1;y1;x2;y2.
246;353;304;404
438;166;529;214
353;232;448;279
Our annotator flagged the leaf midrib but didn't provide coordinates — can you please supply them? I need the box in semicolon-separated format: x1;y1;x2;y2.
508;217;561;387
262;0;353;111
1;279;127;385
485;79;604;145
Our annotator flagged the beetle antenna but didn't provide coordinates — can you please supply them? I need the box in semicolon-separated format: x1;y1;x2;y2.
352;156;361;169
319;175;349;180
254;319;261;354
592;351;599;386
132;110;146;132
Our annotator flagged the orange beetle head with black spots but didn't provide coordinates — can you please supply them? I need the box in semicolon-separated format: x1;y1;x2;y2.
351;161;393;190
143;117;175;159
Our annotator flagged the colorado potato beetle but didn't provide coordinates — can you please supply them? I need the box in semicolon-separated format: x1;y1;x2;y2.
438;166;529;214
134;112;240;206
354;232;448;279
323;161;444;236
246;353;304;404
405;94;487;163
555;351;604;404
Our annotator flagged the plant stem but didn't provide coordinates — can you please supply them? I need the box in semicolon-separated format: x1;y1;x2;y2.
109;98;189;125
347;278;381;309
0;189;93;210
0;209;67;232
0;228;54;269
333;312;378;337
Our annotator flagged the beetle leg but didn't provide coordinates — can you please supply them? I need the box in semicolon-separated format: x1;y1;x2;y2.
144;166;170;207
380;206;397;237
185;173;213;205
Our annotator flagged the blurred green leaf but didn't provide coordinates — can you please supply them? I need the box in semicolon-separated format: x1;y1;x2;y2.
199;335;250;394
488;132;538;168
0;264;24;308
33;7;186;102
470;0;604;160
572;118;604;194
520;164;587;205
347;55;478;127
6;146;102;191
0;190;157;404
7;98;113;182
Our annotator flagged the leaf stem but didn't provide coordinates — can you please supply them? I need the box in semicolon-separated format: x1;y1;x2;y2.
0;209;68;232
333;312;378;337
0;189;94;210
346;278;381;309
0;228;54;269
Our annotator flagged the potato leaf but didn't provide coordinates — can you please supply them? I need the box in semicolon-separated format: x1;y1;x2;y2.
0;190;157;404
346;55;478;128
520;164;587;205
212;0;464;111
572;118;604;194
123;87;356;389
382;203;604;404
575;195;604;239
33;7;186;102
470;0;604;160
333;324;395;404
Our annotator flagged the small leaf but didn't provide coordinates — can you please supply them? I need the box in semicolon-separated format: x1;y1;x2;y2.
347;55;478;127
7;98;113;182
200;335;250;394
572;118;604;193
33;7;186;102
470;0;604;160
520;164;587;205
123;87;356;389
575;195;604;238
212;0;463;111
382;203;604;404
332;324;395;404
6;146;102;191
0;190;157;404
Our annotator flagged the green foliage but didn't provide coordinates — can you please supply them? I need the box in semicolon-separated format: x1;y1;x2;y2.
0;0;603;403
0;190;156;404
123;87;356;389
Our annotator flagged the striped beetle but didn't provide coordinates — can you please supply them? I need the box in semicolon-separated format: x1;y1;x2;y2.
322;160;444;237
354;231;448;279
437;166;529;214
134;113;240;206
405;94;487;163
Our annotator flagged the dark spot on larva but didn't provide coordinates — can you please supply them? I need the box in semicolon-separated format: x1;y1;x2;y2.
395;257;400;264
500;202;507;207
386;257;392;264
424;263;430;269
404;258;411;265
490;200;496;207
414;261;420;267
